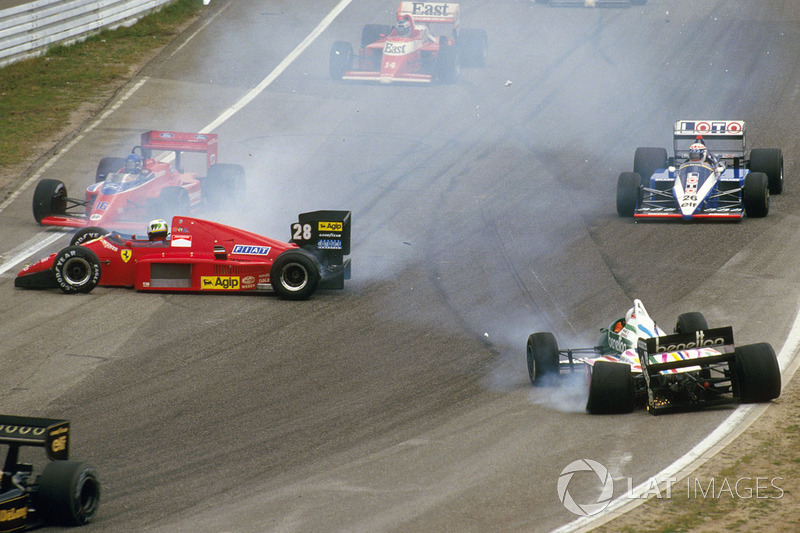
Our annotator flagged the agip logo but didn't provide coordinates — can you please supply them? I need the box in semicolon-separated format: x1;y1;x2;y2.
201;276;240;290
319;221;343;232
557;459;614;516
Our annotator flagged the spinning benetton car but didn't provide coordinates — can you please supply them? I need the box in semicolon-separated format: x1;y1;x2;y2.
617;120;784;220
526;299;781;414
15;211;351;301
329;2;487;84
32;131;245;231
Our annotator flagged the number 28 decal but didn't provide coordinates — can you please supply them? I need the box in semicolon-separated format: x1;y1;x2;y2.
292;223;312;241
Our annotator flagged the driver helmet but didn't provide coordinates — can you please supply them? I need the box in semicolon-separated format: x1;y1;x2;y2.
688;142;707;163
125;153;143;173
396;16;412;36
147;219;169;241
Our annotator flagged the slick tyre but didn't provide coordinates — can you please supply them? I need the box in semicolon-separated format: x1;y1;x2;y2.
675;312;708;334
436;43;460;84
586;361;634;414
743;172;769;218
158;186;191;220
616;172;641;217
52;246;101;294
633;147;668;183
70;227;109;247
36;461;100;526
361;24;391;49
33;179;68;223
95;156;125;182
330;41;353;79
527;332;560;386
734;343;781;403
270;251;320;300
749;148;783;195
457;28;488;67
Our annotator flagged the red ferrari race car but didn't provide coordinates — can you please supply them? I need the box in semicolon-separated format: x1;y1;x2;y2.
16;211;351;301
32;131;245;232
329;2;487;84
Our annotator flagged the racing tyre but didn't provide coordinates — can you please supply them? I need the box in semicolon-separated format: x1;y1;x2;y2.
586;361;635;414
36;460;100;526
749;148;783;195
70;227;109;247
32;179;68;223
436;43;459;84
674;312;708;334
633;147;668;183
616;172;641;217
158;186;191;219
733;343;781;403
743;172;769;218
526;332;560;386
95;156;125;183
52;246;101;294
270;251;320;300
330;41;353;79
204;163;246;208
361;24;391;49
457;28;488;68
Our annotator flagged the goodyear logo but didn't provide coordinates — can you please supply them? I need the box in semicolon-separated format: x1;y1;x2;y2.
201;276;240;290
318;239;342;250
232;245;271;256
319;221;343;232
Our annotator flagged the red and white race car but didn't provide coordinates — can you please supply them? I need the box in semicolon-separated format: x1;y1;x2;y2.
329;2;487;84
16;211;351;301
32;131;245;232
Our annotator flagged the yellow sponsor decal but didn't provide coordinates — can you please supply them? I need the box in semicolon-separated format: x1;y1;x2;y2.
121;249;132;263
52;435;67;454
201;276;240;290
0;506;27;522
319;221;343;232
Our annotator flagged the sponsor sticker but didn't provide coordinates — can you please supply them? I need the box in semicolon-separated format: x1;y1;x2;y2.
232;245;271;256
318;221;343;232
410;2;452;16
318;239;342;250
242;276;255;284
171;235;192;248
101;239;119;252
201;276;240;290
90;214;102;221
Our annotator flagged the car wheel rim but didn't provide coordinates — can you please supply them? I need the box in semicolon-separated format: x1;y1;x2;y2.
63;257;91;286
281;263;308;292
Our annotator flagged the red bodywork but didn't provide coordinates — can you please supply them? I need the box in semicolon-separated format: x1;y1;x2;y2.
39;131;218;231
19;216;296;292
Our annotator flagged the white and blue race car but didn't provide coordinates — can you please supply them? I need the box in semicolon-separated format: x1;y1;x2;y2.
617;120;784;220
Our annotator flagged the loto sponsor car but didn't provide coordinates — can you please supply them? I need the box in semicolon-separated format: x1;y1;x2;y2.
0;415;99;530
526;299;781;414
15;211;352;301
617;120;784;220
32;131;246;231
329;2;487;84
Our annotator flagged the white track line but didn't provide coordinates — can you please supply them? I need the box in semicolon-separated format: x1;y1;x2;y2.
0;0;354;273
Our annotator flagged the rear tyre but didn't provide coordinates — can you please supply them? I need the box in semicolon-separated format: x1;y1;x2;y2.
270;251;320;301
586;361;634;414
436;43;459;84
734;343;781;403
330;41;353;79
95;157;125;183
158;186;191;222
204;163;246;208
616;172;641;217
457;28;488;67
36;461;100;526
52;246;101;294
633;147;668;184
675;312;708;334
361;24;391;49
743;172;769;218
70;227;109;247
33;179;68;224
749;148;783;195
526;332;560;386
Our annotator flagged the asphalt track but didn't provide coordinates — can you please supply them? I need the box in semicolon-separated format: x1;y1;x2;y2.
1;1;800;531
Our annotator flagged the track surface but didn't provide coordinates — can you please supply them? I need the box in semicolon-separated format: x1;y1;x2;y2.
1;1;800;531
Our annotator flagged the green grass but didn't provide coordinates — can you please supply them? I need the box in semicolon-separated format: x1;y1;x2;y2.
0;0;203;171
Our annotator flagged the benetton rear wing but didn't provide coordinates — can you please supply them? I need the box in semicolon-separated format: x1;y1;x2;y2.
0;415;70;461
637;327;735;374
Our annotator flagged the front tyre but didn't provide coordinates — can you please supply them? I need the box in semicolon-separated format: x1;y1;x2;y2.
36;461;100;526
436;43;459;84
33;179;68;223
749;148;783;195
270;251;320;300
743;172;769;218
616;172;641;217
526;332;560;385
70;226;109;247
675;312;708;333
52;246;101;293
633;147;668;183
95;156;125;183
330;41;353;79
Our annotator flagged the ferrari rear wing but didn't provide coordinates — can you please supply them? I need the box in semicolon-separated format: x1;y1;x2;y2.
397;1;459;25
0;415;70;461
673;120;746;160
140;131;219;169
291;211;352;289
